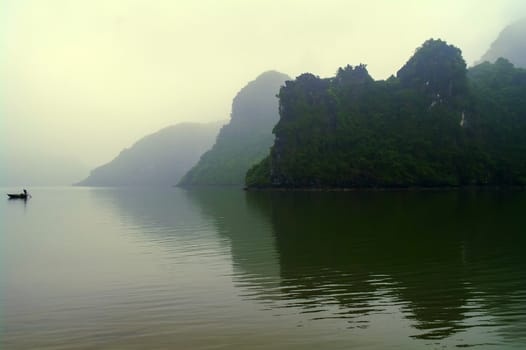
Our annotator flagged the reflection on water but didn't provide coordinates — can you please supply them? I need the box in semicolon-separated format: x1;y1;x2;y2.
187;189;526;346
2;187;526;349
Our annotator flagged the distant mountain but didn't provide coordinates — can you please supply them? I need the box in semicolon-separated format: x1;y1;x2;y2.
478;18;526;68
178;71;290;187
76;121;223;187
247;40;526;189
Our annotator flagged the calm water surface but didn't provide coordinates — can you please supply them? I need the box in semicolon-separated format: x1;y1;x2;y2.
1;187;525;349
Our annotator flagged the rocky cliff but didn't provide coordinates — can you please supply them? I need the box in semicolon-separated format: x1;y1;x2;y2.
247;40;526;189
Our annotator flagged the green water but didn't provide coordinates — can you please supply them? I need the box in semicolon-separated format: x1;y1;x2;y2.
2;187;525;349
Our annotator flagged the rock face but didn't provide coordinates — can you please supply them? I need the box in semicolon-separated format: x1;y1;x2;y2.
76;121;223;186
178;71;290;187
478;18;526;68
246;39;526;189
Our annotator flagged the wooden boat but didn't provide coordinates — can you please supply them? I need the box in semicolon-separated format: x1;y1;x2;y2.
7;193;28;199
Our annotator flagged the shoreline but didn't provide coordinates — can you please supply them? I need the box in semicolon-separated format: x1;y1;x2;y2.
244;185;526;192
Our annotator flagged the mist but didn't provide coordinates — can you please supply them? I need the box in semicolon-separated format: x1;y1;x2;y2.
2;0;526;185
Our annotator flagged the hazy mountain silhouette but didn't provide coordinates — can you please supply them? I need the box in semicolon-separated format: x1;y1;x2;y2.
178;71;290;186
478;18;526;68
76;121;223;187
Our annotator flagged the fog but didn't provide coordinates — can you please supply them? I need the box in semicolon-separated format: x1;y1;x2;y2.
2;0;526;185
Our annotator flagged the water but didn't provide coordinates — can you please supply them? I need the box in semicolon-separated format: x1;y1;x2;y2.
1;187;526;349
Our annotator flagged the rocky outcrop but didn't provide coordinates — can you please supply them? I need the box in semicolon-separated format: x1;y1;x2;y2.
246;40;526;189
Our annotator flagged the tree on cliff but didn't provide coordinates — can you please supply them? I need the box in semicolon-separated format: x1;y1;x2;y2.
397;39;468;101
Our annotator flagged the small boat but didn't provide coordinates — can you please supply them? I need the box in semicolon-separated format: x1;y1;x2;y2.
7;193;29;199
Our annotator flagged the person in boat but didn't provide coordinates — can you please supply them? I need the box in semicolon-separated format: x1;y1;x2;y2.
7;189;29;199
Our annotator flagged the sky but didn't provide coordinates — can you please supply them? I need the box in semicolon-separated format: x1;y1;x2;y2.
2;0;526;184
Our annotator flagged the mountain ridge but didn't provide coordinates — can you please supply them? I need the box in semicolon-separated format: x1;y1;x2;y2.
76;121;224;187
478;18;526;68
178;70;290;187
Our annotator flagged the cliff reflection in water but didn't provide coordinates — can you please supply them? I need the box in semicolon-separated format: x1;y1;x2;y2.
187;189;526;341
94;188;526;343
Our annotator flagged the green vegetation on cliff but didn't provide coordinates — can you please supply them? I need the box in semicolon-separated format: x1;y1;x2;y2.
178;71;290;186
247;39;526;188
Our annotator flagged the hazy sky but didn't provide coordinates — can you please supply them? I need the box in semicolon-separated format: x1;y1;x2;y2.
3;0;526;172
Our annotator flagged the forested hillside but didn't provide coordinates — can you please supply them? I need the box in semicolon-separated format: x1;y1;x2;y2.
247;40;526;189
178;71;290;186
